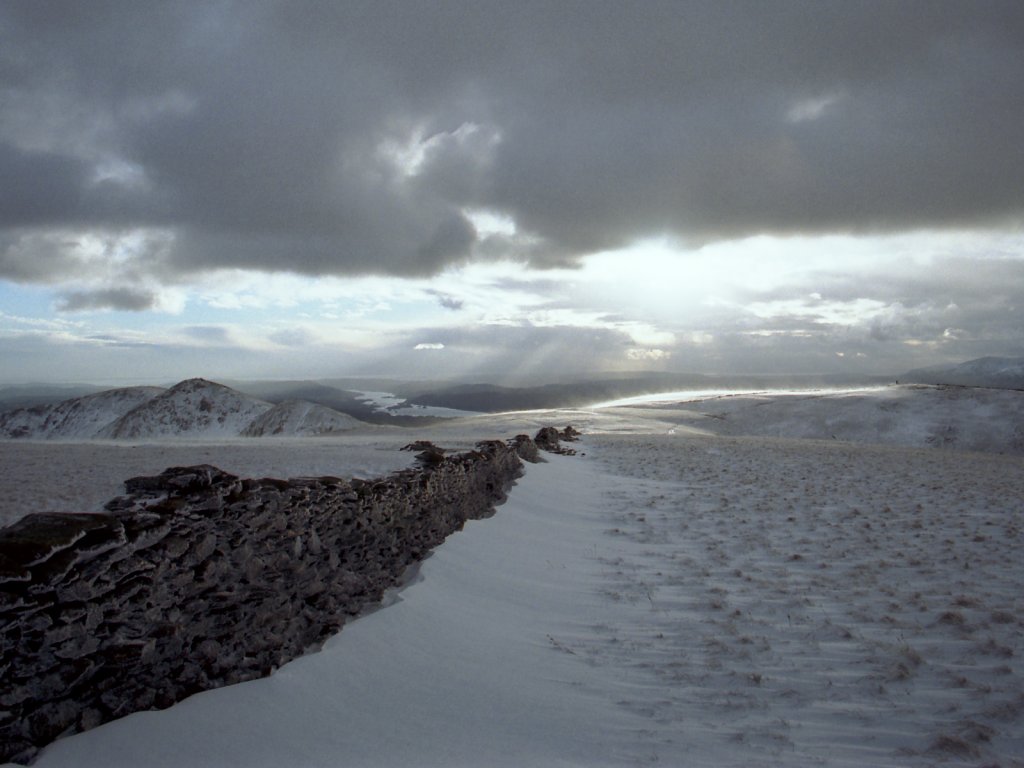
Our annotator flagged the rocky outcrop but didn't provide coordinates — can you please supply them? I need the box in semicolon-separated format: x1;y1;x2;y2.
0;429;580;764
533;425;581;454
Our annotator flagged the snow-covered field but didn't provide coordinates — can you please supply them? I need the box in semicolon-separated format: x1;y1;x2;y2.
4;385;1023;766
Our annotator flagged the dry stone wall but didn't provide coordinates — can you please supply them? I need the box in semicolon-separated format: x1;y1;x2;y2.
0;430;576;764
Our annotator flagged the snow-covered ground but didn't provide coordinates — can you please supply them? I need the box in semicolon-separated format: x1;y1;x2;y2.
4;385;1024;766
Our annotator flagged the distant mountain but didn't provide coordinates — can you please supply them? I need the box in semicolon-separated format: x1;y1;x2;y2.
226;379;453;426
224;380;369;411
241;400;362;436
0;378;376;440
0;386;165;439
0;383;109;412
99;378;273;439
904;356;1024;390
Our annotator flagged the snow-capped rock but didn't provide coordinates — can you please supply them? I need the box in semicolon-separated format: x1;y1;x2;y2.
0;387;165;439
99;379;273;439
241;400;363;436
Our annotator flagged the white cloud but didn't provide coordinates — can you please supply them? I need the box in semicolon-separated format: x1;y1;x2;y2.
786;93;843;123
626;348;670;361
463;209;517;237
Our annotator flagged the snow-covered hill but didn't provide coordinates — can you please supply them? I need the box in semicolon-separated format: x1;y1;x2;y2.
640;384;1024;455
904;355;1024;389
0;378;374;440
241;400;363;436
0;387;165;439
99;379;273;439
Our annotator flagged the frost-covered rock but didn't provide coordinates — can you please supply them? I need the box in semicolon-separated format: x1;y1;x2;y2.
534;425;580;455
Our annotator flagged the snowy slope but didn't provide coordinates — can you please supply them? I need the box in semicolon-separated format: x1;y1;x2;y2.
620;384;1024;455
99;379;273;439
0;387;165;439
905;355;1024;389
241;400;363;436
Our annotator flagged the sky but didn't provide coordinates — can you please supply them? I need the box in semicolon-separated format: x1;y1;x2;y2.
1;1;1023;385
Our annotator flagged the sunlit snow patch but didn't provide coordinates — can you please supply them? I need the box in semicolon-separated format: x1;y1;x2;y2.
591;386;890;409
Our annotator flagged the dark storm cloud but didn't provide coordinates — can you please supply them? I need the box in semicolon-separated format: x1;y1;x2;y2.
2;0;1023;281
0;231;86;283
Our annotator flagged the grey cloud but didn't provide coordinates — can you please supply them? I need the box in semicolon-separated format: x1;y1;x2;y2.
0;225;173;289
58;287;158;312
82;333;156;348
1;1;1023;282
737;254;1024;321
266;327;316;348
416;213;477;273
183;325;232;343
0;332;266;384
0;231;86;283
432;293;465;311
0;144;94;227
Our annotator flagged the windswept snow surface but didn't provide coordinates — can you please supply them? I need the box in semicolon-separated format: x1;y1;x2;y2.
6;385;1024;766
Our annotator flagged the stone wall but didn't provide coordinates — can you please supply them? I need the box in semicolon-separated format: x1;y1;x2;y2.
0;431;574;764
